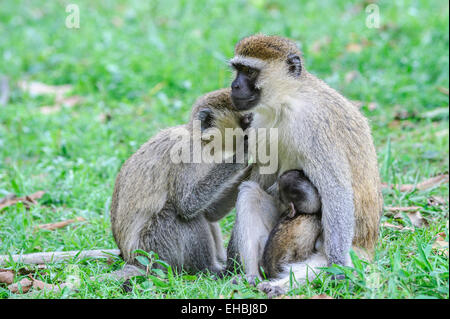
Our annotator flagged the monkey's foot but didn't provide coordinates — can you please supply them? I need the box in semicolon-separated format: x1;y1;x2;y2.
330;273;346;281
257;282;286;298
231;274;259;286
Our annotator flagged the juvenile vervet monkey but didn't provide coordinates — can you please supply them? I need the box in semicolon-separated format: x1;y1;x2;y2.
110;88;253;275
226;170;321;281
261;170;322;279
226;34;383;287
253;170;321;278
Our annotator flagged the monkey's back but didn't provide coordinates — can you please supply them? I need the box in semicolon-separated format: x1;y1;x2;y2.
110;127;182;262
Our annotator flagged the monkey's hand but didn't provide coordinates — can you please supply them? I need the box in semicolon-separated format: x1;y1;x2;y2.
257;282;286;298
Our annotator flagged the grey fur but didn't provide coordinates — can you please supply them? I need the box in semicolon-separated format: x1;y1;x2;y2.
227;35;383;285
111;88;252;275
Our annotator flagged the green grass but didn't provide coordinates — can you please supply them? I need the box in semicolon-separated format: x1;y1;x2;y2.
0;0;448;299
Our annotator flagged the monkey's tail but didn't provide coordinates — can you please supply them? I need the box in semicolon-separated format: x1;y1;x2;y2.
268;252;328;288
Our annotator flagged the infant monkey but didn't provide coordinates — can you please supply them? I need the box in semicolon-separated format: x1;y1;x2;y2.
261;170;322;278
278;170;321;218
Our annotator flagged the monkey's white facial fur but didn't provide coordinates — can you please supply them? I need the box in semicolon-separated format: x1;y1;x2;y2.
229;55;267;72
230;56;302;113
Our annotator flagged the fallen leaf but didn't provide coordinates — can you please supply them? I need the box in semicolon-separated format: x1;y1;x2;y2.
310;294;333;299
385;207;428;228
388;120;401;129
40;95;83;115
112;16;124;28
18;80;83;115
403;211;429;228
0;191;45;210
8;278;33;293
432;234;449;257
386;206;422;213
351;100;364;109
384;206;421;217
437;87;449;95
428;196;448;207
310;36;331;54
98;112;112;123
344;70;360;84
346;43;363;53
394;108;418;120
32;278;67;293
37;216;86;230
39;105;61;114
382;174;449;192
18;81;72;98
382;222;414;232
16;264;47;275
368;102;378;111
0;270;14;284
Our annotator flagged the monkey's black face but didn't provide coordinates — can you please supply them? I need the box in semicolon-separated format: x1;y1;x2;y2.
279;170;310;207
230;64;261;111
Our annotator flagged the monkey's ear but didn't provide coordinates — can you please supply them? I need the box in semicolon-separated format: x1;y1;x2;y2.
198;108;214;132
286;53;302;78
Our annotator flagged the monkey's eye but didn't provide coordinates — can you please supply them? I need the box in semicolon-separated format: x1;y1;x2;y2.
244;67;258;79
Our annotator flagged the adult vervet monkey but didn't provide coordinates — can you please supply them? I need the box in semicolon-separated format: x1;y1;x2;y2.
226;34;383;286
111;88;253;275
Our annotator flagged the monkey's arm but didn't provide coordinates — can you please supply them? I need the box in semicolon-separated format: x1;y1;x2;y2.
302;147;354;267
175;162;253;222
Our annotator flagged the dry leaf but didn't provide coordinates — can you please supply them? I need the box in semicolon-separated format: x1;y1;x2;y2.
385;207;428;228
346;43;363;53
384;206;420;217
344;70;360;84
403;211;428;228
112;16;124;28
98;112;112;123
32;278;66;293
40;95;83;114
394;108;417;120
382;174;449;192
310;294;333;299
386;206;422;213
350;100;377;110
8;278;33;293
0;270;14;284
8;275;67;294
368;102;378;111
351;100;364;109
428;196;448;207
437;87;449;95
18;80;82;115
382;222;414;232
40;105;61;114
432;234;449;257
18;81;72;98
0;191;45;210
310;36;331;54
37;217;86;230
16;264;47;275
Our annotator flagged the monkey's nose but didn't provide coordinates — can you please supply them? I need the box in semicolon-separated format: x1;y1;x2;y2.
232;81;240;89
